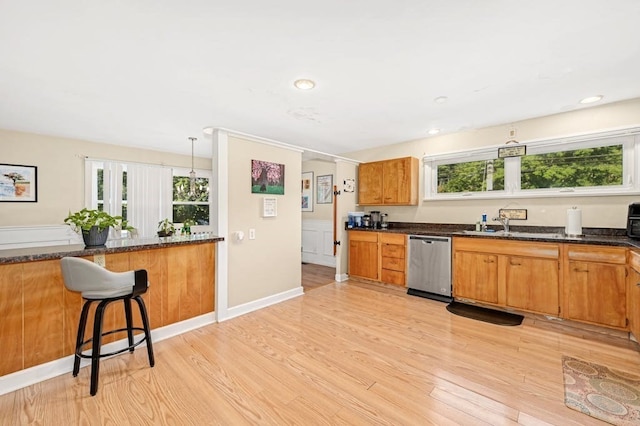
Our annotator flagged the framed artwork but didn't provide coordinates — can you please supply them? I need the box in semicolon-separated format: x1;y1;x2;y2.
0;163;37;202
251;160;285;194
301;171;313;212
317;174;333;204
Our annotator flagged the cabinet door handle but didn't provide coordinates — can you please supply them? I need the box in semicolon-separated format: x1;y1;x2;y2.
484;259;495;264
636;282;640;287
573;268;589;273
510;261;521;266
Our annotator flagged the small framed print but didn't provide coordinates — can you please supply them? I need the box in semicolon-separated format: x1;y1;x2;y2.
0;163;38;202
317;174;333;204
301;171;313;212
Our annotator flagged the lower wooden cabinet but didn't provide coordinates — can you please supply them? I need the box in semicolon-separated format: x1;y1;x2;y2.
453;251;499;304
564;244;627;329
349;231;406;285
506;256;559;315
0;242;216;377
628;251;640;340
380;233;406;285
453;238;560;316
348;231;379;280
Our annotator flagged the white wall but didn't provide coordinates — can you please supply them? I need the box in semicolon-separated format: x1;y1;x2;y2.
0;129;209;227
226;135;302;307
342;98;640;229
301;160;336;221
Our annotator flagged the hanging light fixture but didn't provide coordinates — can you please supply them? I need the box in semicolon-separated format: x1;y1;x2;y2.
188;137;197;198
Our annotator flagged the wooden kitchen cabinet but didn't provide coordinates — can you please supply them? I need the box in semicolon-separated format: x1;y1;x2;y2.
0;242;216;377
454;250;499;304
564;244;627;329
505;256;559;315
453;237;560;316
348;231;407;285
348;231;379;280
380;233;406;285
628;250;640;340
358;157;418;206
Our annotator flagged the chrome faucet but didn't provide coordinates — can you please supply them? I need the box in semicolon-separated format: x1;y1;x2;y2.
493;216;510;232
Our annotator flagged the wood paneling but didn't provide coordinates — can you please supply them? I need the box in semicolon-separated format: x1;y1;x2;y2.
22;260;65;368
0;263;23;375
0;242;216;376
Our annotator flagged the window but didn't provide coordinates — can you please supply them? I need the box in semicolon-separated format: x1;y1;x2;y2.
85;159;212;237
172;168;210;226
423;128;640;200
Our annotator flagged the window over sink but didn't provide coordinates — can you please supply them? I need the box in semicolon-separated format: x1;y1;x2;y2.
423;127;640;200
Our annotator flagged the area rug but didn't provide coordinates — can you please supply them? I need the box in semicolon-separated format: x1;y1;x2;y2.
562;355;640;425
445;301;523;326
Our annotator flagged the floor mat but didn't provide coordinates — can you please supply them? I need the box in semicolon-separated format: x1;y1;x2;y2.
562;355;640;425
446;301;523;326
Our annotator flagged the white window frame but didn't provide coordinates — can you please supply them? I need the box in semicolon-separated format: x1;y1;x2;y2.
171;167;213;232
84;159;213;235
423;127;640;201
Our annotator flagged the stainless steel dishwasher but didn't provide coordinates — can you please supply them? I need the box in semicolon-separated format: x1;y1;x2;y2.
407;235;452;302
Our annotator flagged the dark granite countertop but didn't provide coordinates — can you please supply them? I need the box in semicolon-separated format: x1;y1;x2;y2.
347;222;640;249
0;233;224;265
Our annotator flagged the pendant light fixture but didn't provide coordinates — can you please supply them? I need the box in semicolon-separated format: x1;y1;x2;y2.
188;137;197;198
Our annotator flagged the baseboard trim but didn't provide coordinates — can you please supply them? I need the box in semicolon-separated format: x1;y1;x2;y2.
219;286;304;322
0;312;215;396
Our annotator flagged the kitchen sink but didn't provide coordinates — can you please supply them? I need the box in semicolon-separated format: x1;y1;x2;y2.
461;230;563;239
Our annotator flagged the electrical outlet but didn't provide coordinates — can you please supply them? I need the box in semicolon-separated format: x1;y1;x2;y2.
249;228;256;240
93;254;106;267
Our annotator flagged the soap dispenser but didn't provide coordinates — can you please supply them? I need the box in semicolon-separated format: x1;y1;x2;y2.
481;212;488;231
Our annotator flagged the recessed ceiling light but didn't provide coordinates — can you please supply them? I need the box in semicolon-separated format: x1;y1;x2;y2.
428;128;441;135
580;95;603;104
294;79;316;90
434;96;448;104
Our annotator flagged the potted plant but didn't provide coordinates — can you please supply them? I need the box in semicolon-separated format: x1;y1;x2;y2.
157;218;175;237
182;219;196;235
64;208;132;247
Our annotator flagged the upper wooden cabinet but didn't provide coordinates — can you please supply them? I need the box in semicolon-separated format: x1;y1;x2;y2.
358;157;419;206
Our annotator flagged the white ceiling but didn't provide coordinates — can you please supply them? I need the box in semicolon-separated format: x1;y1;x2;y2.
1;1;640;159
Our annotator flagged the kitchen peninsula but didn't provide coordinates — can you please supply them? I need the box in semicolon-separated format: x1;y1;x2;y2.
0;234;223;378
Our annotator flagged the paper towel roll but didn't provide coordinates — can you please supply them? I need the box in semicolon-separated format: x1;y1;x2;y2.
566;207;582;236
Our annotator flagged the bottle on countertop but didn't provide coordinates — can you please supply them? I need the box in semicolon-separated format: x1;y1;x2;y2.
475;221;481;232
481;212;488;231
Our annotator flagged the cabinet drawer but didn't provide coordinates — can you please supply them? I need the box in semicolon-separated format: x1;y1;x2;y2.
566;244;626;264
381;244;405;259
348;230;378;243
381;269;405;285
380;233;406;245
382;256;405;272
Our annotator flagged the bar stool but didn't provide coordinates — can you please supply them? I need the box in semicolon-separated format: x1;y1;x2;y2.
60;257;155;396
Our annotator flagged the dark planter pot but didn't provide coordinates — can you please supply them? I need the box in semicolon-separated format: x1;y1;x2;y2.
82;226;110;248
157;230;174;238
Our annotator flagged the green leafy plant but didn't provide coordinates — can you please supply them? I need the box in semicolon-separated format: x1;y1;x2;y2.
157;218;175;237
64;208;132;233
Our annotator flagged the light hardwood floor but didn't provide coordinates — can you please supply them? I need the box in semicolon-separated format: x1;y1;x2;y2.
2;277;639;425
301;263;336;292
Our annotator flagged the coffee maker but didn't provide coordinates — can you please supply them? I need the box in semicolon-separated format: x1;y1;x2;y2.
370;211;381;229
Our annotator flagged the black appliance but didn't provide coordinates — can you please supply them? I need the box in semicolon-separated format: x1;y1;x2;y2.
627;203;640;238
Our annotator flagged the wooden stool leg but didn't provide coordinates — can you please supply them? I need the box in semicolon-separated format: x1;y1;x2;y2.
73;300;92;376
90;299;109;396
124;298;134;352
134;296;155;367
